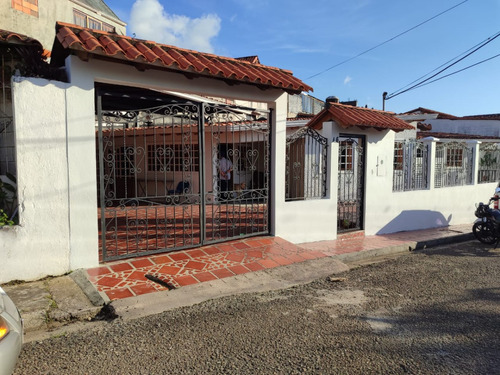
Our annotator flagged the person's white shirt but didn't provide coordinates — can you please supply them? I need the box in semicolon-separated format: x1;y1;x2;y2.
219;157;232;180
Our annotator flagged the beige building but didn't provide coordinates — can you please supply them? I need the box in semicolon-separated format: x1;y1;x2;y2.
0;0;126;50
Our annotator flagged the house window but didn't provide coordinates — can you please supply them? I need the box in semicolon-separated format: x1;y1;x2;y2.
73;9;115;33
11;0;38;17
393;142;403;170
339;141;353;171
115;147;135;177
148;144;199;172
102;23;115;33
446;148;463;167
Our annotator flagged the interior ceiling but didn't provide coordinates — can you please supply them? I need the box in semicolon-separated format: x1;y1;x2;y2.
95;83;197;111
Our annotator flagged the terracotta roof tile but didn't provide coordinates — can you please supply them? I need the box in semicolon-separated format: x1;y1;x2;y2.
52;22;312;94
308;103;414;132
0;28;48;58
135;42;158;63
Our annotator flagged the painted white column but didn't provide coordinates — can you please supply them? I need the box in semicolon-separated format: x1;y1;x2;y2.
65;82;100;269
269;93;288;236
467;140;481;185
421;137;439;191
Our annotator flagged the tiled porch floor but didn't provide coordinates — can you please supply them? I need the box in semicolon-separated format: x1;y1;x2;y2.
86;224;472;301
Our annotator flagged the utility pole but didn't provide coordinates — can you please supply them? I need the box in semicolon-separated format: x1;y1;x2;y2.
382;92;387;111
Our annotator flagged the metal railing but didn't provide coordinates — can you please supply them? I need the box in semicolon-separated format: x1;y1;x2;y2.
393;140;429;192
285;127;328;201
478;142;500;184
435;141;473;188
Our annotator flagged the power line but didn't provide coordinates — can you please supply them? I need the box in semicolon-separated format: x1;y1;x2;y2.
395;52;500;92
306;0;470;80
385;30;500;100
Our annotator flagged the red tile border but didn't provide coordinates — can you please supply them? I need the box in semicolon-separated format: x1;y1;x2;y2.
106;287;134;300
244;262;266;272
151;255;172;265
157;264;183;276
86;266;112;277
109;262;134;273
131;258;154;269
193;271;218;283
228;264;250;275
211;267;235;279
186;249;207;259
130;282;162;296
174;274;199;287
168;252;191;261
258;258;280;269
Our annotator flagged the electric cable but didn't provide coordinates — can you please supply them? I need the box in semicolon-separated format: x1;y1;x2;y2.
306;0;470;80
386;30;500;99
400;52;500;91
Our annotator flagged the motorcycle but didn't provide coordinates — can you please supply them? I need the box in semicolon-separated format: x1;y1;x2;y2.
473;196;500;245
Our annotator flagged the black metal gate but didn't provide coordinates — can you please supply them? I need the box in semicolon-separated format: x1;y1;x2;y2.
96;92;270;261
337;135;365;232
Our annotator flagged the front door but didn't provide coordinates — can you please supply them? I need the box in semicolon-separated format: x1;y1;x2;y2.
337;135;365;232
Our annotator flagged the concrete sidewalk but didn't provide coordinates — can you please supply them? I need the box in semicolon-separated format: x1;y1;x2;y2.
2;224;474;341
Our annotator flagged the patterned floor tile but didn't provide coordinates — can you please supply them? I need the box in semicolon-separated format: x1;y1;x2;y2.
88;225;471;301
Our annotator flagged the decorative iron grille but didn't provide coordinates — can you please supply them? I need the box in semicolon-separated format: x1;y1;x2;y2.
393;140;429;192
285;127;328;201
435;141;473;188
337;136;364;232
478;142;500;184
96;97;271;261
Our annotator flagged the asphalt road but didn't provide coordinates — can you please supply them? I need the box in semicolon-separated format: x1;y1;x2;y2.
14;240;500;374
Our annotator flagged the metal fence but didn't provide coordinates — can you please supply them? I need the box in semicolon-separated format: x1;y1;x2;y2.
285;127;328;201
435;141;473;188
478;142;500;184
393;140;429;192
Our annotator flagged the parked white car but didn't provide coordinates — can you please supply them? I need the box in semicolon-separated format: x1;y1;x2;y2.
0;286;23;375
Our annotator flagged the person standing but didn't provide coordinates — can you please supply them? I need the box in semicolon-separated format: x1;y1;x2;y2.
218;146;233;200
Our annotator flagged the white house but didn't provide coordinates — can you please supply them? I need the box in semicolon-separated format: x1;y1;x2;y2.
1;24;498;284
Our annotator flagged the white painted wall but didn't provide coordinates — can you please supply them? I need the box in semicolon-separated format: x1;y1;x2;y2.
1;78;71;283
274;118;339;243
361;129;494;235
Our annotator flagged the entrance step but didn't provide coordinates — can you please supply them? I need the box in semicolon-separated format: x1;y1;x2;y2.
337;230;365;241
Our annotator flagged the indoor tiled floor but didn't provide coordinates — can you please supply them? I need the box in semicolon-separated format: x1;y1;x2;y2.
86;224;472;301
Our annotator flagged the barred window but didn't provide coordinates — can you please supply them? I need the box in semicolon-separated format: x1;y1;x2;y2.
148;144;199;172
339;141;353;171
446;148;463;167
393;142;404;170
115;147;135;177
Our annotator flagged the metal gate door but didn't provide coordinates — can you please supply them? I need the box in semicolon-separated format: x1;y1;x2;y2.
337;135;365;232
97;96;270;261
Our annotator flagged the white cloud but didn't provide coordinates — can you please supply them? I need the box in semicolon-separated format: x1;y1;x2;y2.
129;0;221;53
344;76;352;85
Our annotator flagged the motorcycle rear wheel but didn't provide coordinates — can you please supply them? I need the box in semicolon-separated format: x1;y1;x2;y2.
472;221;497;245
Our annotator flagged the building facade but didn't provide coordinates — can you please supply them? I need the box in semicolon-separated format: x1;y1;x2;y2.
0;0;126;50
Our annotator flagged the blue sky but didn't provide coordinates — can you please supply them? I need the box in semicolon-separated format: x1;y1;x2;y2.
104;0;500;116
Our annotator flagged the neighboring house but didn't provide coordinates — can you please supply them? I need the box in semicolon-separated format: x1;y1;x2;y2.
398;107;500;138
398;107;500;186
0;0;126;51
